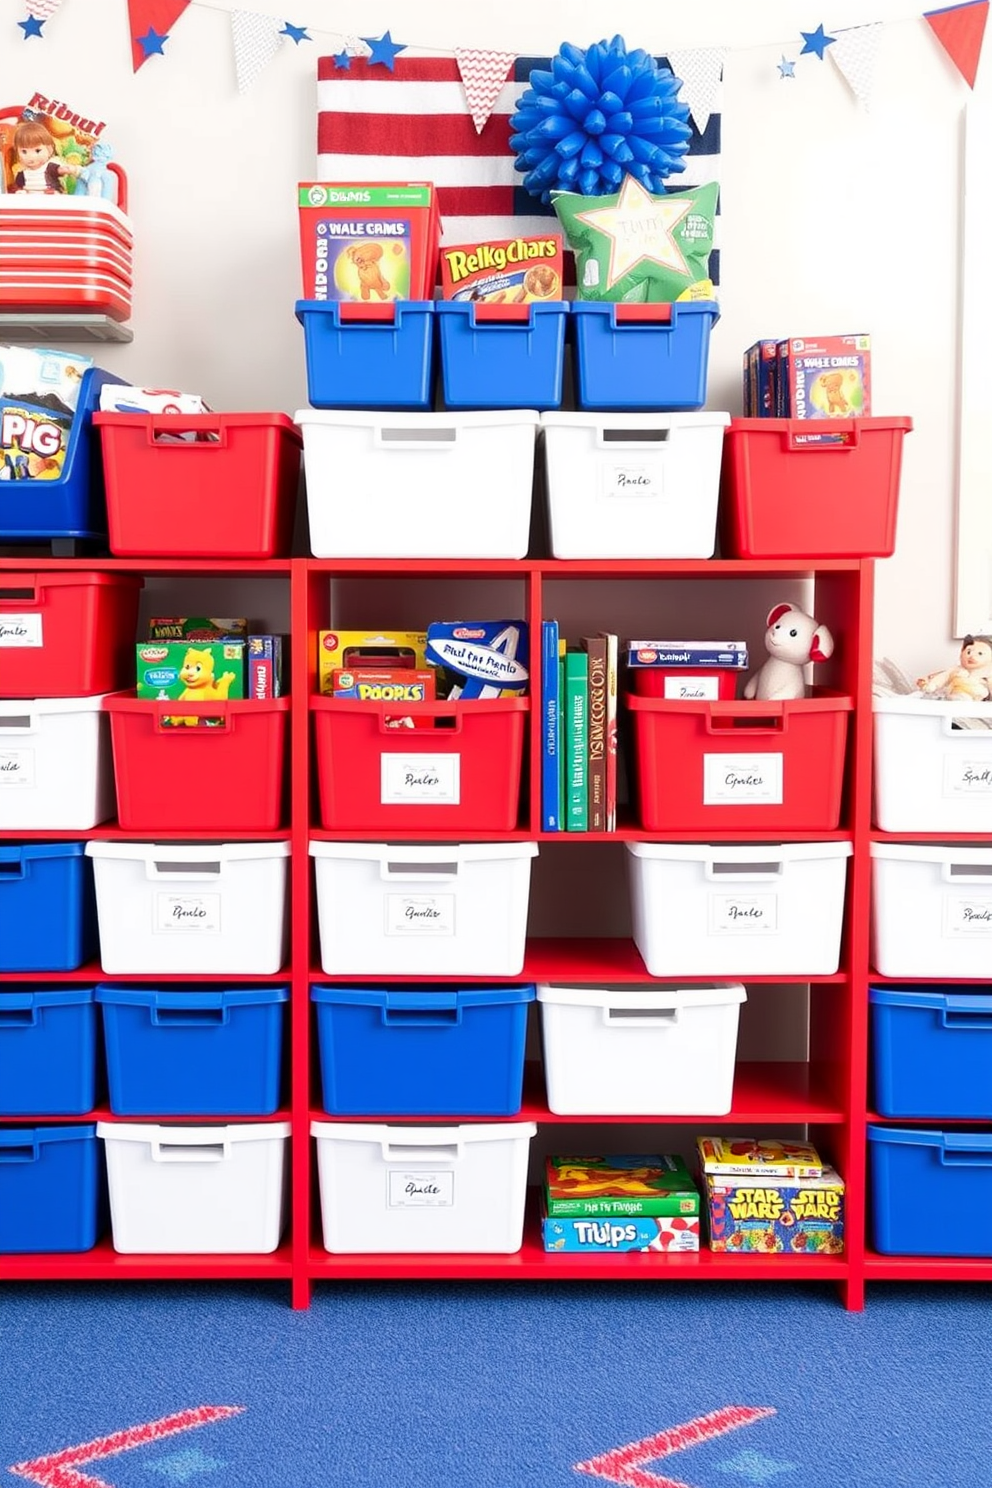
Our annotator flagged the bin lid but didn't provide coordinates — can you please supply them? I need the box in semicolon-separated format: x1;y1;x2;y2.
311;984;534;1007
869;985;992;1013
0;1124;96;1146
541;410;731;432
86;840;291;862
536;982;745;1009
872;694;992;718
0;842;88;862
310;1120;537;1144
293;407;541;431
96;1121;291;1144
867;1125;992;1153
869;841;992;864
626;840;852;863
0;988;94;1009
94;985;289;1007
309;840;538;863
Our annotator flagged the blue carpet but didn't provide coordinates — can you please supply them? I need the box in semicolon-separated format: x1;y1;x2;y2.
0;1282;989;1488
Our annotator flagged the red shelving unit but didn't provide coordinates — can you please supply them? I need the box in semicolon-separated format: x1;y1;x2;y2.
5;550;972;1310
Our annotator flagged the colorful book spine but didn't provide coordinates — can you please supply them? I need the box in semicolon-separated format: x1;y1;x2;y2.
582;635;607;832
541;619;561;831
600;631;618;832
248;634;284;700
557;650;566;832
564;648;588;832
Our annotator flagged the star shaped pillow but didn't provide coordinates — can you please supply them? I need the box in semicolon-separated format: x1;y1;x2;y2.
552;175;719;303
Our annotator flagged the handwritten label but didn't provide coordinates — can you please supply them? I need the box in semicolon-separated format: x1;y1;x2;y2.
943;756;992;796
600;463;661;500
0;749;33;786
381;753;460;805
388;1171;455;1207
0;614;42;648
942;895;992;937
385;893;455;937
154;893;221;934
664;675;720;701
703;753;783;805
709;892;779;935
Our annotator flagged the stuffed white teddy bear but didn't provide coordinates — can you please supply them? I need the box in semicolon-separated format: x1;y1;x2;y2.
744;602;834;701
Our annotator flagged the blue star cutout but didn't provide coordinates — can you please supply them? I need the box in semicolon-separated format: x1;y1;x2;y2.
145;1446;224;1482
800;23;836;59
136;25;168;57
331;50;351;69
361;30;406;70
716;1447;798;1483
17;15;45;38
778;56;796;78
280;21;310;44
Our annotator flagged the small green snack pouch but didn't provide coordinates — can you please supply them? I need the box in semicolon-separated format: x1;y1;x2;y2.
552;175;718;303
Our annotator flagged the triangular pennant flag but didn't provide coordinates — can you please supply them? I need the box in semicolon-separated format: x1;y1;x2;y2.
127;0;191;71
455;49;516;133
830;22;883;110
231;10;283;94
666;47;726;136
25;0;64;19
925;0;989;87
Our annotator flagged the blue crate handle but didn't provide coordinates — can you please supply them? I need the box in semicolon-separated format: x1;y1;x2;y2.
151;1004;229;1027
0;1136;37;1163
942;994;992;1028
0;854;26;879
381;991;461;1026
0;996;37;1026
940;1132;992;1166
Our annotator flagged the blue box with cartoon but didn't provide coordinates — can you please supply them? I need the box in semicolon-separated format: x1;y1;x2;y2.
704;1169;845;1256
541;1205;700;1252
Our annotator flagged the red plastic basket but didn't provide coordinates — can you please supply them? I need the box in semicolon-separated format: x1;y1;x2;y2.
0;571;142;697
105;695;290;833
93;413;302;558
719;416;912;558
625;691;853;832
312;695;528;832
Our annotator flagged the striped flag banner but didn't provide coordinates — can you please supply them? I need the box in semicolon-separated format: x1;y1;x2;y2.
316;52;721;284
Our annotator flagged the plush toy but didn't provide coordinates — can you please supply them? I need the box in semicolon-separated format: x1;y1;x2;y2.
743;602;835;701
76;140;118;204
916;635;992;701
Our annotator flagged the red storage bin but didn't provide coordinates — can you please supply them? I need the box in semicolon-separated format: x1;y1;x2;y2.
93;413;302;558
631;667;741;701
0;571;141;697
105;695;290;833
720;416;912;558
312;695;527;832
625;691;853;832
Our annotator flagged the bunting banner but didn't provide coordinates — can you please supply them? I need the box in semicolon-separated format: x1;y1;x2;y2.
24;0;64;19
925;0;989;85
454;49;517;133
127;0;191;69
666;47;727;136
230;9;283;93
830;22;884;107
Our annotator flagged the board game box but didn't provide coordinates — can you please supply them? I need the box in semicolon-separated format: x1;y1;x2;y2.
704;1168;845;1255
545;1154;701;1218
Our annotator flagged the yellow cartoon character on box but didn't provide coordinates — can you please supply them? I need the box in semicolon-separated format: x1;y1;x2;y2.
170;645;237;727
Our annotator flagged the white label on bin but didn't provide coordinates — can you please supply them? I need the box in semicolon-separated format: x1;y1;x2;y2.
943;755;992;796
942;895;992;936
385;893;455;937
709;892;779;934
703;753;783;805
0;749;33;786
388;1171;455;1207
600;463;662;500
154;892;221;934
381;753;460;805
0;614;42;647
664;675;720;701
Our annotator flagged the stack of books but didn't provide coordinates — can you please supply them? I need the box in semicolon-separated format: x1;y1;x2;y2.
540;624;619;832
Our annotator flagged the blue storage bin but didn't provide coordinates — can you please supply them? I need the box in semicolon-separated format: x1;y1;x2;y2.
0;367;129;541
0;988;97;1115
435;302;567;410
312;983;535;1116
295;300;435;410
870;985;992;1118
95;984;289;1115
0;1124;103;1253
571;300;720;412
868;1125;992;1256
0;842;97;972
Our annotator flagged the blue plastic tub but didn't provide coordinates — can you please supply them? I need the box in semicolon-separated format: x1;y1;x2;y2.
295;300;435;410
435;302;568;410
0;988;97;1115
570;300;720;411
867;1125;992;1256
95;984;289;1115
870;985;992;1118
0;842;97;972
0;366;128;541
312;984;535;1115
0;1124;103;1252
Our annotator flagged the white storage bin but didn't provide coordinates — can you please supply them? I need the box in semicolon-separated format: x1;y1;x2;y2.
871;842;992;978
874;695;992;831
540;411;731;559
310;840;538;977
0;693;114;830
85;841;290;975
97;1121;290;1253
297;409;539;559
537;982;746;1115
626;841;852;977
311;1119;536;1253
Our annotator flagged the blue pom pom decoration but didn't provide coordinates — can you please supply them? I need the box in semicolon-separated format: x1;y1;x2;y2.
509;34;692;203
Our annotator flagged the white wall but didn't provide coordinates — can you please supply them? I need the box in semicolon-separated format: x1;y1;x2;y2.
0;0;979;674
